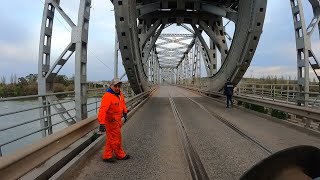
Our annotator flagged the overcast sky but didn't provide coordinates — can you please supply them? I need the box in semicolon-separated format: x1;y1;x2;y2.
0;0;318;82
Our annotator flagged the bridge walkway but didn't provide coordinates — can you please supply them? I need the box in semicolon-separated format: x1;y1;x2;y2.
69;86;320;180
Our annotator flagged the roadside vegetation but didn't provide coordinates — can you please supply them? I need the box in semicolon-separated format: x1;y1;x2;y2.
0;74;103;98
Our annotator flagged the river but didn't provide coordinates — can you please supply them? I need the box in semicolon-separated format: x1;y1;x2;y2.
0;97;100;156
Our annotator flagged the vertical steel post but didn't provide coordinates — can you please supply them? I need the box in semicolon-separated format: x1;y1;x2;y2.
74;0;91;121
290;0;310;106
38;0;58;137
114;33;119;78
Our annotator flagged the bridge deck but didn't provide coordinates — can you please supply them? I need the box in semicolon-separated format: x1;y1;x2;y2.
70;86;320;180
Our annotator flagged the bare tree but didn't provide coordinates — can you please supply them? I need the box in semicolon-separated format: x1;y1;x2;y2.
0;76;5;85
14;74;17;84
10;74;18;84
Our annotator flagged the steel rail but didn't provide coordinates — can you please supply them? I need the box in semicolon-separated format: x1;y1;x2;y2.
176;88;273;155
169;94;209;180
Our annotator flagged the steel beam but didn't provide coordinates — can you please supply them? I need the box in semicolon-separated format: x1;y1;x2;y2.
113;0;267;93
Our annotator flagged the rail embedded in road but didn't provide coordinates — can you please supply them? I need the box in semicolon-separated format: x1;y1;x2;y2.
180;85;320;134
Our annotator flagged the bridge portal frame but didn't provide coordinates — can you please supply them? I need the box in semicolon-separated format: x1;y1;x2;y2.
113;0;267;93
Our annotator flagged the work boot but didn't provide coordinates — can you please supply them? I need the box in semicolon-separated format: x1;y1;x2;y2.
118;155;130;160
103;158;116;163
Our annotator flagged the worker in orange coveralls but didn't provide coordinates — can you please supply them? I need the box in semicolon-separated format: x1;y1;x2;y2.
98;78;130;163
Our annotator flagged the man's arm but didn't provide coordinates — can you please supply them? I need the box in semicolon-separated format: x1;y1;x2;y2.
98;93;111;125
121;93;128;114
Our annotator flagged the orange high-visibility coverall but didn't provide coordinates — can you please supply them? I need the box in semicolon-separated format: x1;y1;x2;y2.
98;91;128;159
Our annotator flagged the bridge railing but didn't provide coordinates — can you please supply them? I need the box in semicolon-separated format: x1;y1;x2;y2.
0;87;155;179
181;86;320;133
236;83;320;106
0;88;104;157
186;82;320;107
0;86;134;157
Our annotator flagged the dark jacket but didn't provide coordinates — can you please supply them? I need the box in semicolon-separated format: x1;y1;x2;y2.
224;81;234;96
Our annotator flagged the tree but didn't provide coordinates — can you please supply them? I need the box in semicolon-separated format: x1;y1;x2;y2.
18;77;28;86
0;76;5;85
25;74;38;83
10;74;17;84
24;84;38;95
53;83;65;93
0;86;4;97
14;86;22;96
54;75;69;86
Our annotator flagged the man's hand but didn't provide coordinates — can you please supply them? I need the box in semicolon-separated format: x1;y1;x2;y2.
99;124;106;132
123;113;128;123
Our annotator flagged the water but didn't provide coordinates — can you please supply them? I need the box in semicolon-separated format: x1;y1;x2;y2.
0;97;100;156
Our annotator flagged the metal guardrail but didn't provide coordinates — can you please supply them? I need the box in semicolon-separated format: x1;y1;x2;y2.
181;86;320;132
0;87;155;179
236;83;320;106
0;87;131;157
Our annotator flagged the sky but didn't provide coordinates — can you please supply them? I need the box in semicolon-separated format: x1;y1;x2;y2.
0;0;318;82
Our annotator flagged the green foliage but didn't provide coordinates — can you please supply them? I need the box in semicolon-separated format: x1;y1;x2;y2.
18;77;28;86
66;84;74;91
244;102;250;109
96;84;103;88
54;75;71;86
23;84;38;96
242;76;297;85
0;74;107;98
14;86;22;96
271;109;287;120
250;104;267;114
25;74;38;83
0;86;4;97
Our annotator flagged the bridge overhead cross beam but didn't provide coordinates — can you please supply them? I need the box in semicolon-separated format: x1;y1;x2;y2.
113;0;267;94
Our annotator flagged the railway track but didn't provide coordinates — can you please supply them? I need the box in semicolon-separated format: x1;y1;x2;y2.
167;87;273;179
176;88;273;155
169;94;209;180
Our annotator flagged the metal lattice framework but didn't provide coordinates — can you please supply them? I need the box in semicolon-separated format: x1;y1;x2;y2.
38;0;91;136
290;0;320;106
36;0;320;128
37;0;272;128
113;0;267;94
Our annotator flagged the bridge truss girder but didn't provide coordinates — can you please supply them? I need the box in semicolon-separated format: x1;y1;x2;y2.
290;0;320;106
113;0;267;93
38;0;91;136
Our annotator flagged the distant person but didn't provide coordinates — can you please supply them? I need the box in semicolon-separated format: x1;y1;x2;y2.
224;78;234;108
98;78;129;162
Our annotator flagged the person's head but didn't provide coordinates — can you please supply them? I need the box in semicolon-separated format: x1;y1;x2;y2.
227;78;231;82
110;78;122;93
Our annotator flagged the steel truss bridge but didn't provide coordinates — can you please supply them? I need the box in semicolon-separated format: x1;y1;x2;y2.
1;0;320;179
36;0;320;127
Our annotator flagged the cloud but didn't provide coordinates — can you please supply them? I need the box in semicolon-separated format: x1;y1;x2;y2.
0;40;38;62
1;0;319;82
